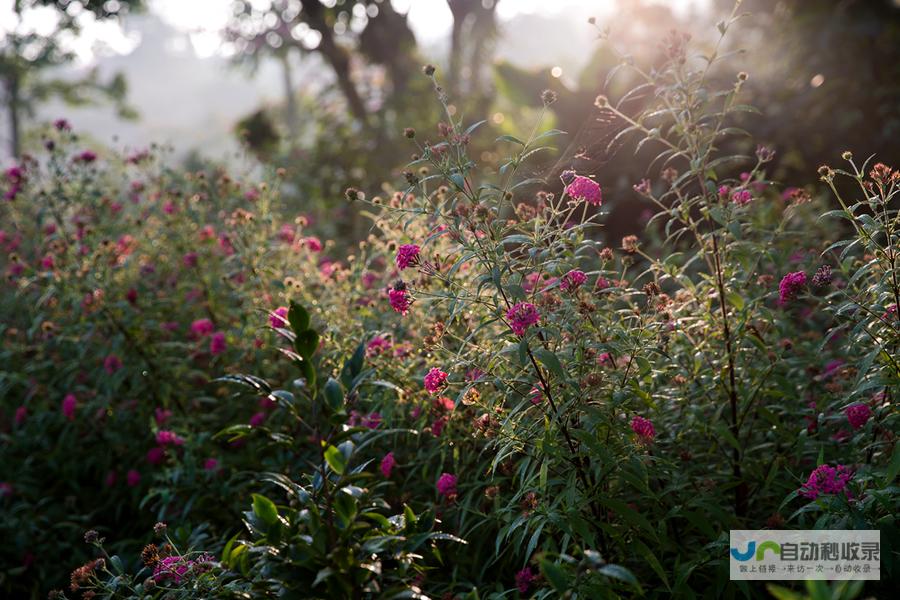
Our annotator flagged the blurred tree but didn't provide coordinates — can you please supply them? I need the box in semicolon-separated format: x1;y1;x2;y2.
447;0;499;100
0;0;141;158
717;0;900;180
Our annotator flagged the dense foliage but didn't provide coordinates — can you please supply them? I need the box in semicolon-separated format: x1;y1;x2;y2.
1;12;898;599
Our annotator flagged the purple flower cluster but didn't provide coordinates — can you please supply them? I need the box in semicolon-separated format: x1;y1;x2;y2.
630;415;656;442
506;302;540;336
396;244;421;270
562;171;603;206
800;464;854;500
560;269;587;292
846;404;871;429
778;271;806;304
424;367;448;394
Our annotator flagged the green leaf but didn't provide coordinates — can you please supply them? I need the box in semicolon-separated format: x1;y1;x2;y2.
295;329;320;358
496;134;525;146
885;444;900;486
540;559;569;593
598;564;642;591
765;585;805;600
324;445;347;475
298;356;317;389
334;490;358;528
534;348;567;380
288;300;310;332
324;377;344;412
251;493;279;526
341;341;365;387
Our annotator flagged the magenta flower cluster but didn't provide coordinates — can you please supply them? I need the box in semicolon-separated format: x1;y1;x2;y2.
380;452;396;478
269;306;289;328
800;464;854;500
396;244;420;270
424;367;448;394
560;269;587;291
436;472;458;498
845;403;871;429
506;302;540;336
630;416;655;441
562;171;603;206
778;271;806;304
389;286;411;315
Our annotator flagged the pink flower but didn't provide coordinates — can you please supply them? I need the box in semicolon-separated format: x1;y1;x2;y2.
305;236;323;251
345;410;383;430
199;225;216;241
210;332;226;355
380;452;396;478
126;287;138;305
466;368;485;382
424;367;448;394
366;335;392;357
821;359;844;379
563;171;602;206
269;306;289;328
362;271;378;289
529;387;543;405
431;416;449;437
800;464;853;500
846;404;871;429
731;189;752;206
778;271;807;304
630;415;655;442
40;254;55;270
75;150;97;163
203;458;219;471
126;469;141;487
249;412;267;427
14;405;27;425
155;430;185;446
506;302;540;336
105;470;118;487
183;252;198;268
363;412;384;429
190;318;214;338
152;554;213;583
515;567;536;593
147;447;166;465
436;472;458;498
560;269;587;291
218;234;234;255
434;396;455;412
154;407;173;426
163;200;176;214
389;285;411;315
396;244;421;270
277;223;294;243
62;394;77;420
103;354;122;375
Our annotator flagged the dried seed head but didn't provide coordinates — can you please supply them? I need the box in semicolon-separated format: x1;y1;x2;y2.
541;89;558;106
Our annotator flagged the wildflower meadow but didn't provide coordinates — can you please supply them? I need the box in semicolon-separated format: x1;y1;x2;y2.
1;1;898;598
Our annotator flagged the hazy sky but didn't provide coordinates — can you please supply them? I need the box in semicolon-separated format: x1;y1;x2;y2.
0;0;707;162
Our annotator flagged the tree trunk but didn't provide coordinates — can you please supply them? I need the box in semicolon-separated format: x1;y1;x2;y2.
448;16;464;97
299;0;369;128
